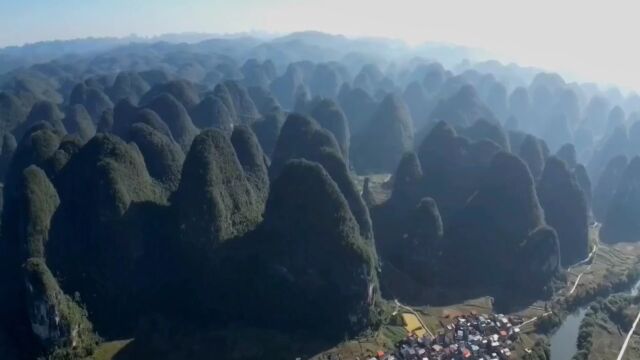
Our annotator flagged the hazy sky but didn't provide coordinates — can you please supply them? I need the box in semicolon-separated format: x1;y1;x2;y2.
1;0;639;89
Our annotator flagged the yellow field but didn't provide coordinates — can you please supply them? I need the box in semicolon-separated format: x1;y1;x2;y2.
401;313;427;337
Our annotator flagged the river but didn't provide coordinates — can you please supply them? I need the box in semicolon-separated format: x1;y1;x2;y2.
549;278;640;359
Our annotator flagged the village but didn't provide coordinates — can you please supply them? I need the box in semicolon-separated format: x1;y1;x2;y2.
374;312;523;360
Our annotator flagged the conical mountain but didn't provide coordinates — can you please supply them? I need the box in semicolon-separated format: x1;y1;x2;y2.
593;155;628;221
556;143;578;169
601;157;640;243
519;134;545;180
429;84;497;127
352;94;414;173
309;63;341;99
247;86;280;115
403;81;430;129
46;134;162;337
107;71;150;104
310;98;350;161
461;118;510;151
172;129;263;250
446;152;556;296
221;80;261;124
69;83;113;122
0;92;27;134
132;108;173;140
18;101;66;138
145;93;199;152
574;164;593;212
140;79;200;110
271;114;373;241
189;95;234;134
538;157;589;266
588;126;629;185
62;105;96;143
270;64;305;110
391;151;423;208
41;138;81;180
230;125;269;205
127;122;185;192
250;109;286;158
111;98;138;138
0;132;17;180
260;159;378;337
338;87;377;136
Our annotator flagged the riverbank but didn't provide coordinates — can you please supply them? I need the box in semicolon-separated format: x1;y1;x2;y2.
543;242;640;360
571;291;640;360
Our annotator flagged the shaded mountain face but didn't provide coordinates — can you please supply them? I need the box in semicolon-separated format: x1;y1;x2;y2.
110;98;138;138
428;84;497;127
537;156;589;266
403;81;430;129
0;165;62;359
69;83;113;122
588;126;630;185
140;79;200;110
372;193;443;302
445;152;558;299
0;92;28;134
574;164;593;211
556;143;578;169
259;159;378;337
390;151;424;208
309;63;341;99
352;94;414;173
250;109;286;158
189;94;234;134
241;59;274;89
24;258;97;358
230;125;270;205
145;93;199;152
247;86;281;115
416;121;499;223
338;87;377;136
593;155;628;221
270;64;305;110
172;129;264;251
0;133;16;174
271;114;373;242
601;157;640;243
107;71;150;105
461;118;510;151
519;134;546;180
17;101;66;138
220;80;261;124
62;104;96;143
46;134;164;338
127;122;185;191
310;98;350;161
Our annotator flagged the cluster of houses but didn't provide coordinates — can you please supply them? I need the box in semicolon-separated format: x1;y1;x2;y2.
379;313;523;360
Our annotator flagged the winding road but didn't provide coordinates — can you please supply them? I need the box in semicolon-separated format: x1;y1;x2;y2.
616;309;640;360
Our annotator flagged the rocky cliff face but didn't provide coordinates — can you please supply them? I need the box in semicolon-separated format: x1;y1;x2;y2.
24;258;97;357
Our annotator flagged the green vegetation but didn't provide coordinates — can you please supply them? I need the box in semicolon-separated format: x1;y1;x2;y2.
572;294;640;360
